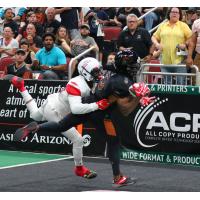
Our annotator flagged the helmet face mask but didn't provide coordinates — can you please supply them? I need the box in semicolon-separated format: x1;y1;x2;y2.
115;49;140;80
90;67;103;82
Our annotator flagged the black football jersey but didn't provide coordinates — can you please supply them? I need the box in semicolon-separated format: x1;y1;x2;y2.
95;74;133;99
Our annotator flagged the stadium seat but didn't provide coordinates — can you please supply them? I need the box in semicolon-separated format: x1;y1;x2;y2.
102;26;122;41
22;71;33;79
102;26;122;55
0;57;15;74
0;70;5;78
148;59;161;84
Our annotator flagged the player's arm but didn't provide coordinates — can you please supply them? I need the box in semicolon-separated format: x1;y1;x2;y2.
116;95;140;116
66;82;109;114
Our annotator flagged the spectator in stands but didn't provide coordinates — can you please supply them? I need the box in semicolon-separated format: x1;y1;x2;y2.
183;8;199;29
19;38;37;68
117;14;154;63
55;7;84;40
141;7;165;31
55;26;72;57
187;18;200;72
71;23;99;57
70;23;99;76
0;26;19;59
18;7;34;23
0;7;27;24
101;8;119;26
34;7;46;25
26;11;44;34
6;48;32;79
103;52;116;79
84;7;109;63
44;7;61;35
3;8;19;37
24;23;43;53
115;7;142;28
16;11;44;41
12;7;27;23
35;32;67;80
152;7;192;85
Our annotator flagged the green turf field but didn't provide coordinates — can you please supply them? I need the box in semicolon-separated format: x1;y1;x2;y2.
0;150;69;168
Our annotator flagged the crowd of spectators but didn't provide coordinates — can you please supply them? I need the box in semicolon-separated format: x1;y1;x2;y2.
0;7;199;84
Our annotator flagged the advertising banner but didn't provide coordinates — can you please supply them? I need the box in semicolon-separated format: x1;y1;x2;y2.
1;80;200;167
0;80;106;156
111;84;200;166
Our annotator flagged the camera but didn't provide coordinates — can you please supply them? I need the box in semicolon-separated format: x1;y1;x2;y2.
176;44;188;56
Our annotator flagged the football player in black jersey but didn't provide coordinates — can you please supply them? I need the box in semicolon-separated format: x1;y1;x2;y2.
13;49;155;187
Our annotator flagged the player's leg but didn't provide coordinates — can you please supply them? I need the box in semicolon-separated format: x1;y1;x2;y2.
106;134;136;187
4;75;43;121
102;109;137;187
13;110;97;179
62;128;97;179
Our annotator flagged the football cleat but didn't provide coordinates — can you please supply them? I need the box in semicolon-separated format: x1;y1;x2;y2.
13;122;38;142
74;165;97;179
4;75;25;92
112;176;137;188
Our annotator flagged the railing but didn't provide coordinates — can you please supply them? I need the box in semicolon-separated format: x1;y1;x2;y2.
138;63;200;85
138;7;158;21
68;46;98;80
149;19;168;34
123;7;158;30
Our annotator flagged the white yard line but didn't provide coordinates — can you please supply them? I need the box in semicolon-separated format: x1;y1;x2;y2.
0;149;70;157
0;156;73;170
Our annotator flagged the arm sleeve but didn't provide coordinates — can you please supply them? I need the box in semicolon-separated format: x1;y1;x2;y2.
35;50;41;61
66;83;98;114
117;31;125;48
57;48;67;65
182;22;192;40
153;24;162;41
143;29;153;48
13;40;19;48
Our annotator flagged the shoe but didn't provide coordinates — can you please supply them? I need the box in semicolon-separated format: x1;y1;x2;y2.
112;176;137;188
74;165;97;179
4;74;25;92
13;122;38;142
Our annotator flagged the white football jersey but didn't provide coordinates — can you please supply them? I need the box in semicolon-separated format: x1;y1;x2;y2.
44;75;98;119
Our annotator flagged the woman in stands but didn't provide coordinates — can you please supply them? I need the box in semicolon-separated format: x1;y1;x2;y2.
55;26;72;57
19;38;37;69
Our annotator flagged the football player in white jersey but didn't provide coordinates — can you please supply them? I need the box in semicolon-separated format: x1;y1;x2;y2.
5;57;110;179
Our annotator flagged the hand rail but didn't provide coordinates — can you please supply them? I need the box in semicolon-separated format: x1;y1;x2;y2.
123;7;158;30
141;63;189;68
138;7;158;21
68;46;97;80
149;19;168;34
139;63;200;85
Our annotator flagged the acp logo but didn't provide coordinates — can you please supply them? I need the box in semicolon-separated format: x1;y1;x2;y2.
133;97;168;148
82;135;91;147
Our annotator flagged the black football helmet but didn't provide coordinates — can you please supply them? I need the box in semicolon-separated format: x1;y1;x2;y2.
115;49;140;81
